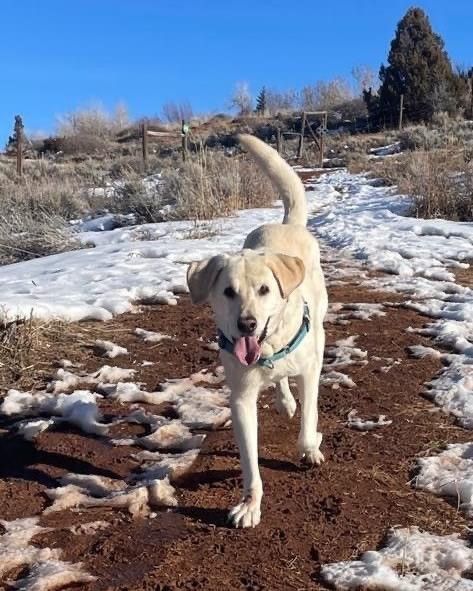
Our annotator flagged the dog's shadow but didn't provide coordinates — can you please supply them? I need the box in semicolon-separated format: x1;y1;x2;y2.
174;449;306;527
177;505;229;527
209;449;301;472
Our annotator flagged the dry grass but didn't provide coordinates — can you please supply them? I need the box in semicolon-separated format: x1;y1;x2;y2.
161;149;276;220
373;149;473;220
400;118;473;152
0;163;87;264
0;315;42;382
0;317;83;388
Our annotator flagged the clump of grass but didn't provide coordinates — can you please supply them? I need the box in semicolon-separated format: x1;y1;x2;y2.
400;118;473;152
374;149;473;221
0;169;85;265
0;315;39;381
112;173;166;223
161;149;276;221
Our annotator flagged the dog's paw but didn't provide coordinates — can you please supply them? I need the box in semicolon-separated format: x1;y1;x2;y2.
228;494;262;528
301;447;325;465
275;393;297;419
299;432;324;466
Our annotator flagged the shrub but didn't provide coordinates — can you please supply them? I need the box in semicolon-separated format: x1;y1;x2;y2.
160;149;276;220
374;149;473;221
400;120;473;152
0;160;87;264
55;104;128;155
0;210;80;265
113;173;166;223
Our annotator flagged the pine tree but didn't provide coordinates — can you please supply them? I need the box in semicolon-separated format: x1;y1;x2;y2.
255;87;267;116
378;7;457;123
6;115;24;153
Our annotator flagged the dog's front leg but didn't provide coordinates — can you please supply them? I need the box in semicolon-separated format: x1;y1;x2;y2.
228;388;262;528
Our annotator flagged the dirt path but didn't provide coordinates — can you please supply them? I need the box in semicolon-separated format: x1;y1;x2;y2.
0;270;469;589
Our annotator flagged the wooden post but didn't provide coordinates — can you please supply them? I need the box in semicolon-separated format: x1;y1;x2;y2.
141;120;148;172
297;111;306;159
276;128;282;153
14;115;24;178
469;72;473;120
398;94;404;131
181;119;188;162
319;127;324;168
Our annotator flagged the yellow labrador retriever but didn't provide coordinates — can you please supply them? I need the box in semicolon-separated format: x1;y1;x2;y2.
187;134;327;528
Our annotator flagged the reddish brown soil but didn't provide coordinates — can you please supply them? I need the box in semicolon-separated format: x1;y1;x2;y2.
0;287;469;590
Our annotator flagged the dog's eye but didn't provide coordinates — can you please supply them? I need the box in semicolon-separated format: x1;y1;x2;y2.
258;285;270;296
224;286;236;298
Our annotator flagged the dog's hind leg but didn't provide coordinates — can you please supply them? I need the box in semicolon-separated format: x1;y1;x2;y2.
275;378;297;419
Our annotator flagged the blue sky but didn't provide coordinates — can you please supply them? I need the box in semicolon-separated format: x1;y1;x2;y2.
1;0;471;142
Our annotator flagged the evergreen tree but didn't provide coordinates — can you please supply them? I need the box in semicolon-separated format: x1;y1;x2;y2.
378;7;457;123
255;87;267;115
6;115;24;152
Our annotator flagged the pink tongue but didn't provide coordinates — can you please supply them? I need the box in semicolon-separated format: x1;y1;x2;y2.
234;336;261;366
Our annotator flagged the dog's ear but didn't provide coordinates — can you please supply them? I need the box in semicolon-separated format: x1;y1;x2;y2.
187;255;227;304
266;254;305;299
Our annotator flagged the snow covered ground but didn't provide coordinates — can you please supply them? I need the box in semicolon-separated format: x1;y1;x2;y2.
322;527;473;590
0;197;319;322
3;165;473;587
2;167;473;426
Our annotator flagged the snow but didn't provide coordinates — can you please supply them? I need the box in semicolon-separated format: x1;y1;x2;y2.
309;171;473;428
415;443;473;515
4;163;473;581
2;389;109;436
0;196;319;323
136;420;206;451
13;559;95;591
0;517;94;588
135;327;174;343
346;409;392;431
322;527;473;590
324;336;368;368
94;339;128;358
326;302;386;325
69;521;110;536
134;449;200;482
44;474;177;517
369;141;402;157
113;408;206;451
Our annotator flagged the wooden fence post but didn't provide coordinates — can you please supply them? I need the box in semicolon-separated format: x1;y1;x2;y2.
276;128;282;153
181;119;189;161
141;120;149;172
14;115;24;178
319;130;324;168
297;111;306;159
320;113;327;168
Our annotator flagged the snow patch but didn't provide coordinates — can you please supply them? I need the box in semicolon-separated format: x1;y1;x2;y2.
322;527;473;590
0;517;94;588
415;443;473;515
347;409;392;431
94;339;128;358
134;327;174;344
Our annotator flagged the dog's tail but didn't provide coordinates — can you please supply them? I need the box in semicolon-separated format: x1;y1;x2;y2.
238;134;307;227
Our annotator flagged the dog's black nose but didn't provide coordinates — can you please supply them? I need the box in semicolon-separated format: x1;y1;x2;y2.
237;316;257;335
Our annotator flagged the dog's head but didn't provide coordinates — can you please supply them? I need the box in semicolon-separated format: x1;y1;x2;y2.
187;250;305;366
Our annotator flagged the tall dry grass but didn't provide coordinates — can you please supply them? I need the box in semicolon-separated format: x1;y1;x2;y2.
160;149;276;220
373;149;473;220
